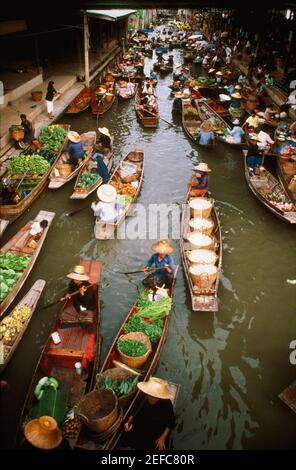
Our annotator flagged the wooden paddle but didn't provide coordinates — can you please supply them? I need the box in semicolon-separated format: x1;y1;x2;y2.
39;283;93;310
66;204;90;217
117;267;163;275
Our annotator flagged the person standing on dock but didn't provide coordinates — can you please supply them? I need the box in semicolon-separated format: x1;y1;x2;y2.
45;81;59;119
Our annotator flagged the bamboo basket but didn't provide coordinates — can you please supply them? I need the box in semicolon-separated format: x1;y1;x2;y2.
96;368;138;409
10;128;25;141
188;232;213;250
189;198;213;218
189;217;214;235
189;264;218;289
187;249;217;265
76;389;118;433
117;332;152;369
56;163;72;177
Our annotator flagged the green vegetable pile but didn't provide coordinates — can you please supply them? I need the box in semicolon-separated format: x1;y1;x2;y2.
0;253;30;271
229;107;242;117
76;170;99;188
117;339;147;357
0;268;21;302
137;297;172;321
39;125;67;152
7;155;50;175
124;315;163;343
9;125;24;132
183;106;198;119
35;149;56;165
100;375;138;396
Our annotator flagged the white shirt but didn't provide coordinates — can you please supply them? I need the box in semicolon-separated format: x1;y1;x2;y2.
258;130;274;145
29;222;42;236
91;198;122;222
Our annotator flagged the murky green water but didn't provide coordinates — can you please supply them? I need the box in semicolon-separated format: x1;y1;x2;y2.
1;49;296;450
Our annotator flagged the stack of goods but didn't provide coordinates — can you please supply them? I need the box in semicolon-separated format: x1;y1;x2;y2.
187;197;218;291
110;181;137;200
195;76;215;86
117;331;152;369
0;305;32;358
0;253;30;302
39;125;67;152
119;162;139;183
7;155;50;178
76;169;99;190
259;187;296;212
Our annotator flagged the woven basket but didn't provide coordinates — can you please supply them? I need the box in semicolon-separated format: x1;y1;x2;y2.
117;332;152;369
282;162;296;176
128;150;144;163
189;198;213;219
188;232;213;250
189;218;214;236
56;163;72;177
76;389;118;433
10;129;25;141
96;368;137;409
187;249;218;266
189;265;218;289
31;91;42;101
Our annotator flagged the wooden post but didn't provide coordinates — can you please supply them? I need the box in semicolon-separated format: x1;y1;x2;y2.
84;11;90;87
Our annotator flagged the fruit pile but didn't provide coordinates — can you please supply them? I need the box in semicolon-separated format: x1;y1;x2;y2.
0;305;32;345
110;181;136;196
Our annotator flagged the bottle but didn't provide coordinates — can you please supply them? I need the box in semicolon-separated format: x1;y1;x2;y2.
75;362;82;376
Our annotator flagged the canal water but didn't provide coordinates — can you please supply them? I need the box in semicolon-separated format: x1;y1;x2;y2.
1;47;295;450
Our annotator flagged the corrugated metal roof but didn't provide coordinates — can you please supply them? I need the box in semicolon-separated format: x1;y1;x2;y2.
86;9;137;21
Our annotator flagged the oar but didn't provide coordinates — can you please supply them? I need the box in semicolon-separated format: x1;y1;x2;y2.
66;204;89;217
38;283;94;310
117;267;163;275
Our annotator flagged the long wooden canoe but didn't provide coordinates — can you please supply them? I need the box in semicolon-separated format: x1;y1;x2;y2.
180;193;222;312
75;265;179;450
117;83;138;102
0;124;69;224
48;131;96;189
16;260;101;448
66;87;92;114
0;210;55;317
91;74;116;116
182;100;216;148
135;89;159;128
0;219;9;237
0;279;46;373
277;156;296;203
243;150;296;224
196;99;246;148
94;149;145;240
70;143;113;200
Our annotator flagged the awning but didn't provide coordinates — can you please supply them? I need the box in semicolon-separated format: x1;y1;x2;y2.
86;9;136;21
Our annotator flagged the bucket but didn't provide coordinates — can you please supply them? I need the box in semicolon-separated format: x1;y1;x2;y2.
117;332;152;369
31;91;43;102
187;249;217;265
189;264;218;289
189;198;213;219
76;389;118;433
189;217;214;235
188;232;213;250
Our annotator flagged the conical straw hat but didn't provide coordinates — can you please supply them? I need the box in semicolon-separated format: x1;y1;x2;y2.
67;131;81;143
24;416;62;450
151;239;174;255
97;184;117;203
137;377;174;400
67;264;90;281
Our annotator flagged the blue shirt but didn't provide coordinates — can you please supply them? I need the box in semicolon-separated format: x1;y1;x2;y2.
229;126;244;143
146;254;174;280
64;142;84;160
231;99;241;109
226;84;235;95
92;153;110;183
198;130;214;145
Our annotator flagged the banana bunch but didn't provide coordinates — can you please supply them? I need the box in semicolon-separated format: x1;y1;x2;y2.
0;305;32;344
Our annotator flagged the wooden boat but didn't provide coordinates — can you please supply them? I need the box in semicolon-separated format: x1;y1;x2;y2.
70;144;113;200
48;131;96;189
94;149;145;240
180;193;222;312
277;155;296;203
66;87;92;114
0;124;69;224
91;73;116;116
182;100;216;148
135;89;159;128
16;260;101;449
0;280;46;373
117;83;138;102
0;210;55;317
74;265;179;450
196;100;246;148
243;150;296;224
0;219;9;237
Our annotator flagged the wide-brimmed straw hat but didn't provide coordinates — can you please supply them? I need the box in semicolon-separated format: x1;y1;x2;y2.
233;119;240;125
200;120;213;131
215;71;223;76
137;377;174;400
98;127;111;137
67;264;90;281
151;239;174;255
97;184;117;203
208;68;216;73
24;416;62;450
235;84;242;90
231;92;242;99
195;162;212;172
67;131;81;143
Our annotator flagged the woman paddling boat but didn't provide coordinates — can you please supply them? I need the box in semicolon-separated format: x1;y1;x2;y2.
142;240;175;292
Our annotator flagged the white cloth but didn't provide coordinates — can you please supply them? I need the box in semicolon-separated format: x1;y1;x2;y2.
91;198;122;223
45;100;53;113
287;90;296;105
258;130;274;145
29;222;42;236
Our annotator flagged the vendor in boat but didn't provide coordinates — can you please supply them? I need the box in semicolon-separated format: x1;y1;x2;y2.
20;114;35;143
92;150;110;183
142;239;175;291
167;54;174;65
242;110;260;132
230;92;242;109
122;377;176;450
91;184;123;226
246;134;264;169
97;127;111;152
64;265;96;314
172;92;183;112
64;131;85;167
150;69;158;83
257;106;278;122
257;124;275;150
21;219;48;248
225;119;244;144
215;71;223;84
197;121;215;146
191;85;203;100
188;162;211;197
